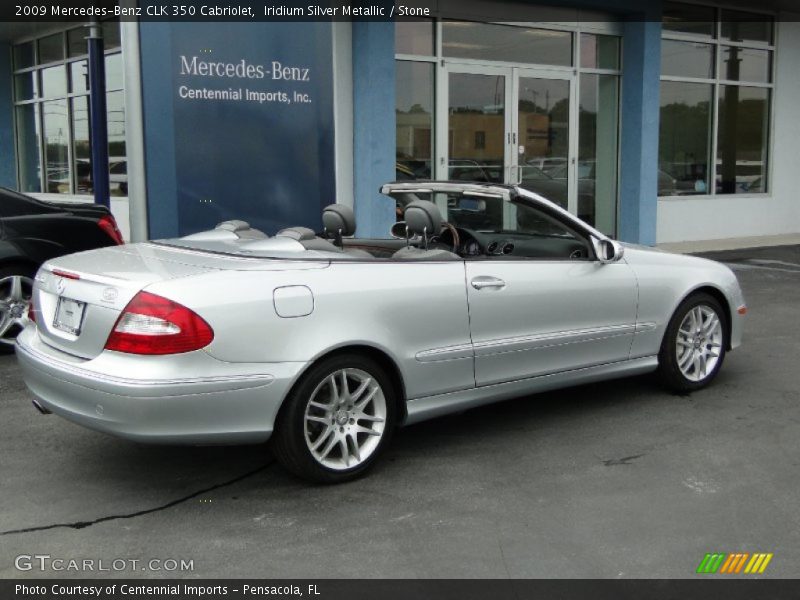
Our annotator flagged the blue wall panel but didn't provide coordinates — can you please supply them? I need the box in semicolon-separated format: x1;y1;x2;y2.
139;19;335;238
0;43;17;188
139;22;179;238
618;14;662;245
352;21;396;239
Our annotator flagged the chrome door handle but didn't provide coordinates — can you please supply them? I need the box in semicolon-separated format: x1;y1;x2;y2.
471;277;506;290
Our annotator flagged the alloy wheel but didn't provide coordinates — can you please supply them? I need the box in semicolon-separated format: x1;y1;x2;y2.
0;275;34;347
303;368;387;471
675;305;723;382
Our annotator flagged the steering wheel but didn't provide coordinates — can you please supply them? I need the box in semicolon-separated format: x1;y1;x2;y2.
440;222;461;253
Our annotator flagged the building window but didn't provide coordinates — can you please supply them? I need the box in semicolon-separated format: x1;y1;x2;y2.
12;21;126;196
659;3;773;196
395;20;436;181
442;21;572;66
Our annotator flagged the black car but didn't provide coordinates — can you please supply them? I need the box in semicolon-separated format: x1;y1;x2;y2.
0;187;124;353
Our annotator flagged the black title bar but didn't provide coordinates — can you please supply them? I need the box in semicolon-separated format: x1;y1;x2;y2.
6;579;800;600
1;0;787;23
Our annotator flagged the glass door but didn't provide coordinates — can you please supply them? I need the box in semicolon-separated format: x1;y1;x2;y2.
440;64;577;218
513;71;575;215
440;65;511;185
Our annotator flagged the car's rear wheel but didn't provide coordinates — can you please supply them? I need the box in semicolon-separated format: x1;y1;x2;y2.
657;292;727;392
0;266;35;354
272;354;396;483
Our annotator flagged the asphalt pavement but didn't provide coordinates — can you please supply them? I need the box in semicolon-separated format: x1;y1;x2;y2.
1;245;798;579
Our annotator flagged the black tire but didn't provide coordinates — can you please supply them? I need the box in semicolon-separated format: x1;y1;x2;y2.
271;353;397;483
0;264;36;355
657;292;728;393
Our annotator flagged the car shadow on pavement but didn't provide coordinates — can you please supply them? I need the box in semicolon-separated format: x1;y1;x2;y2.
0;371;694;536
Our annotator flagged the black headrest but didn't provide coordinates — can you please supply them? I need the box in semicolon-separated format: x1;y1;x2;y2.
322;204;356;237
404;200;443;237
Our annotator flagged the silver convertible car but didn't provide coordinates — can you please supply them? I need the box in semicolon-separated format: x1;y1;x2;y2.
16;182;746;482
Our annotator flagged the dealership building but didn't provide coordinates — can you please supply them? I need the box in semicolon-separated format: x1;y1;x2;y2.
0;0;798;247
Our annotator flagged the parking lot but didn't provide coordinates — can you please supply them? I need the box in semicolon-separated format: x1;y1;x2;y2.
1;245;799;579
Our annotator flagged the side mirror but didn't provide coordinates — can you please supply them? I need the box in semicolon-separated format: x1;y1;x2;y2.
390;221;407;239
595;238;624;263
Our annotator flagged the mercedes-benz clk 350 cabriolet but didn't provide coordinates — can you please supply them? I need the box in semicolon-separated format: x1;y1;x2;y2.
16;182;746;482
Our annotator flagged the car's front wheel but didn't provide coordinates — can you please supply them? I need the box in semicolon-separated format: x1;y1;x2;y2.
0;266;35;354
657;292;728;393
272;354;396;483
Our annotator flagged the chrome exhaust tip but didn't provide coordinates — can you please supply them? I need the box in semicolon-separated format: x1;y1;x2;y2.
31;399;51;415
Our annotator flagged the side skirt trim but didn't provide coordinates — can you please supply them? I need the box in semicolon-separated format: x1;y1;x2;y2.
403;356;658;425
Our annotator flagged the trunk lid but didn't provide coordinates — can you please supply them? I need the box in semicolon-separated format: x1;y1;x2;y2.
33;242;328;359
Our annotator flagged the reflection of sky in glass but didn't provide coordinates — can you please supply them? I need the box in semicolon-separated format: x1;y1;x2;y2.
579;76;596;112
43;99;67;142
107;91;126;141
720;47;770;83
443;22;571;66
106;53;124;90
661;41;713;78
660;81;712;107
396;62;433;113
661;38;772;83
41;65;67;98
72;96;90;159
395;20;434;55
579;34;619;70
449;73;504;113
519;78;568;113
70;60;88;93
580;36;595;68
721;13;773;44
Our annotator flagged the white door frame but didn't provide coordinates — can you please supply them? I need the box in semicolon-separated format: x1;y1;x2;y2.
437;62;513;184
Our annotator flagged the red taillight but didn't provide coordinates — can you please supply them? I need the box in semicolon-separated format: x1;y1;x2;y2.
104;291;213;355
98;214;124;245
52;269;80;280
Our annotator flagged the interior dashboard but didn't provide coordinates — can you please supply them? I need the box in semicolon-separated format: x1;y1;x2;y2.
435;227;591;261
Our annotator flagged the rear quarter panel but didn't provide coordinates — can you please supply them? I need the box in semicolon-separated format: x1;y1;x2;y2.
144;261;474;400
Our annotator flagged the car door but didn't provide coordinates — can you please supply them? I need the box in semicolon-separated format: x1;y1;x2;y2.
465;222;638;387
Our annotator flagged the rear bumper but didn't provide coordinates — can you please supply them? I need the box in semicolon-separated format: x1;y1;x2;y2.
15;326;305;444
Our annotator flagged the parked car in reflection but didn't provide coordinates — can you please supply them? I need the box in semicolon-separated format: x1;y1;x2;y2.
746;176;764;193
0;187;124;352
525;156;568;175
396;159;505;184
660;160;764;196
109;158;128;196
17;181;745;483
547;161;677;197
68;158;129;197
518;164;597;225
448;159;503;183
